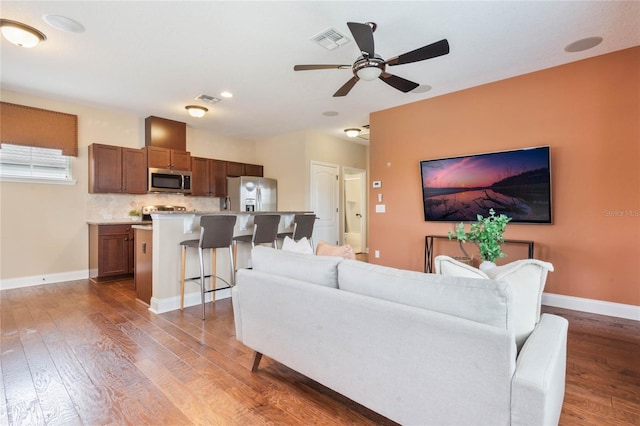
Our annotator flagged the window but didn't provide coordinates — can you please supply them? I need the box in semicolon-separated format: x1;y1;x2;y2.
0;143;75;184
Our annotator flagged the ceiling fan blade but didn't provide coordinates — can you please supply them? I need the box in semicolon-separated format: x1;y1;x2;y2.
347;22;375;57
333;76;359;97
386;39;450;66
379;72;419;93
294;64;351;71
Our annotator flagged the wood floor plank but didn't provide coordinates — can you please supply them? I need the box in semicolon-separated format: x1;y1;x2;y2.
0;281;638;425
1;309;45;425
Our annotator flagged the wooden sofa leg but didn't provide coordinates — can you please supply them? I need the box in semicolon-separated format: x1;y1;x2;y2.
251;351;263;372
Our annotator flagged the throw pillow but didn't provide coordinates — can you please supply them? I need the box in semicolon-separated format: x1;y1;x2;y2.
316;240;356;260
281;236;314;255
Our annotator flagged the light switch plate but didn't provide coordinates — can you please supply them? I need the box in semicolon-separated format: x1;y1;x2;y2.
375;204;386;213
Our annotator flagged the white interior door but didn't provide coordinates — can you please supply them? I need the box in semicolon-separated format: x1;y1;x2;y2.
310;162;339;247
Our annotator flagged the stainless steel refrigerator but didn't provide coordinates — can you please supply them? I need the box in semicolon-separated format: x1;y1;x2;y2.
226;176;278;212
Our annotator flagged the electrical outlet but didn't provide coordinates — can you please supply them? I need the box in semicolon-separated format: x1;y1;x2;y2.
374;250;380;258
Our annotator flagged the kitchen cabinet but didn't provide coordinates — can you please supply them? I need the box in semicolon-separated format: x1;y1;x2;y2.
145;116;186;151
89;224;134;282
145;146;191;171
88;144;147;194
190;157;229;197
226;161;263;178
210;159;228;197
122;148;148;193
134;227;153;304
226;161;245;177
244;163;264;177
190;156;211;196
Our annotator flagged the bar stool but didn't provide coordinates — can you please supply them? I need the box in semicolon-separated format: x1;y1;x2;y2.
277;214;316;250
179;215;237;320
232;214;281;270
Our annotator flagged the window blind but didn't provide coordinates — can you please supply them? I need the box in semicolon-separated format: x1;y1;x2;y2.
0;102;78;156
0;143;72;181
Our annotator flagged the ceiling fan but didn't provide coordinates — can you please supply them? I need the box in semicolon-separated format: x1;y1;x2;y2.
294;22;450;97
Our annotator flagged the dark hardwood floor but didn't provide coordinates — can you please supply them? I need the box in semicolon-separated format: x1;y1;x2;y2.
0;278;638;425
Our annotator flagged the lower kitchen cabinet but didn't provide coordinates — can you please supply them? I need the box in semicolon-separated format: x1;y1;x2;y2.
89;224;134;282
134;228;152;304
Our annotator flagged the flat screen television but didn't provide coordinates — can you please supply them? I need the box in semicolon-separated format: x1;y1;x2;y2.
420;146;552;223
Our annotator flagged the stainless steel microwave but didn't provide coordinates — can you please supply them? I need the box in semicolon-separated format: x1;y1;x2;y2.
148;168;192;194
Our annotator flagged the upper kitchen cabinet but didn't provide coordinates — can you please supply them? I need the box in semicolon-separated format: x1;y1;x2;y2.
89;144;147;194
122;148;148;194
190;156;211;196
191;157;228;197
145;116;186;151
226;161;245;177
244;163;264;177
210;159;228;197
144;146;191;171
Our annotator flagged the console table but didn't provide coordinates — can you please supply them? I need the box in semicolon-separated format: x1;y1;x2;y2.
424;235;535;273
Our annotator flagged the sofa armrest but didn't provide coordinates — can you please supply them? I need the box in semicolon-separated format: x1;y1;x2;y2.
511;313;568;426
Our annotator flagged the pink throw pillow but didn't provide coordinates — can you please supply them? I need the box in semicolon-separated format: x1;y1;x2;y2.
316;240;356;260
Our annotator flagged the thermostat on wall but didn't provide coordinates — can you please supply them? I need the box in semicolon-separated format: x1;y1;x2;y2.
372;181;381;188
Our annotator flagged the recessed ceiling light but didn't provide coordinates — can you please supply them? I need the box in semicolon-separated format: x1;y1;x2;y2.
220;91;233;98
43;15;85;33
564;37;603;53
412;85;432;94
322;111;339;117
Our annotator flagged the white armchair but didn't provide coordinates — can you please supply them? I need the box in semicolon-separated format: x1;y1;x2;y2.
434;255;554;350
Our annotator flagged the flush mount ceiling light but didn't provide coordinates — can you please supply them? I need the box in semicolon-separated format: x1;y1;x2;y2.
344;128;361;138
185;105;208;118
0;19;47;48
220;91;233;98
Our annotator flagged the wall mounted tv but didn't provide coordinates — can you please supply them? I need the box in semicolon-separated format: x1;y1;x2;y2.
420;146;552;223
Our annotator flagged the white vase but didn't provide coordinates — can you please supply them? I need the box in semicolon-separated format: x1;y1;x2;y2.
479;260;497;271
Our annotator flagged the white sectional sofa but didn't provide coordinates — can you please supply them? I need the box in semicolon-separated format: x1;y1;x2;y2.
232;247;568;426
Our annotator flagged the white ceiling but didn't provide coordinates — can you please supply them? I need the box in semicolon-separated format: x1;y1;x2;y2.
1;1;639;143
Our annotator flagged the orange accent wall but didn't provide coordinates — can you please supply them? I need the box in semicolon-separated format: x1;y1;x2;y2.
369;47;640;306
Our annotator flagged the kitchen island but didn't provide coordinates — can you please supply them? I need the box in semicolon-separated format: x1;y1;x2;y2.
148;211;312;314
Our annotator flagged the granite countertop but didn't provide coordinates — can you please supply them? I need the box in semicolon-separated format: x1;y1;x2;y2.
149;210;313;215
87;219;153;225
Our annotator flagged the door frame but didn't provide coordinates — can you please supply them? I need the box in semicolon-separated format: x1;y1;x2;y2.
342;166;367;253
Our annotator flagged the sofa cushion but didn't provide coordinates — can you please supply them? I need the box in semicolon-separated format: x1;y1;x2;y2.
316;240;356;259
338;260;513;330
281;236;314;254
251;246;342;288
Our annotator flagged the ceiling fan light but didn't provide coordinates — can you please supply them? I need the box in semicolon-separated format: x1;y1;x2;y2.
356;66;382;81
185;105;208;118
0;19;46;48
344;128;361;138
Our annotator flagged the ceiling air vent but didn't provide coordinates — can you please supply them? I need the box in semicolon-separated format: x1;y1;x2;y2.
311;27;349;50
357;124;370;141
195;94;221;104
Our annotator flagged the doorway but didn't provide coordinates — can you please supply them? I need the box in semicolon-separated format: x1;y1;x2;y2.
343;167;366;254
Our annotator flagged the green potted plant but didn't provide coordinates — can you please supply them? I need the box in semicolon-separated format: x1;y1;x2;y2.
448;208;512;270
128;209;142;222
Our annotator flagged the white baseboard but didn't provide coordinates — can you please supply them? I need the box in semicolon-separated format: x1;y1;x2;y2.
542;292;640;321
0;270;89;290
149;288;231;314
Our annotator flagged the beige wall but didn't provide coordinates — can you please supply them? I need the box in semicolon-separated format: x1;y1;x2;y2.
368;47;640;306
256;130;368;242
255;131;307;211
0;90;255;282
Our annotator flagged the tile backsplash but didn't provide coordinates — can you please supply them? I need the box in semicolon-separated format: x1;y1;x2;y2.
87;193;221;221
